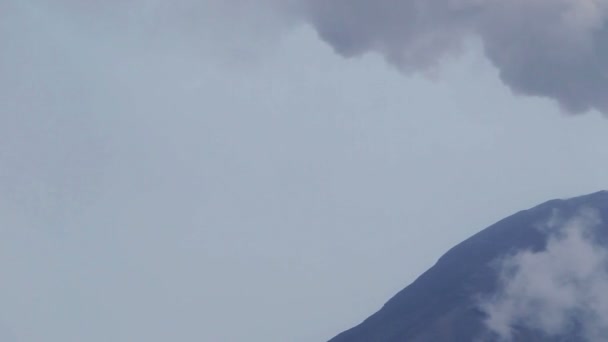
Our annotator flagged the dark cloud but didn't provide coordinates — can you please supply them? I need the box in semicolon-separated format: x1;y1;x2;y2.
298;0;608;114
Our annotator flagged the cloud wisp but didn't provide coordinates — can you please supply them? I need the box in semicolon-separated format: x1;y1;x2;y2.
480;208;608;341
297;0;608;114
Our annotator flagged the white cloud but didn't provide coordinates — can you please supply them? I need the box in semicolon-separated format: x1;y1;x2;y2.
480;208;608;341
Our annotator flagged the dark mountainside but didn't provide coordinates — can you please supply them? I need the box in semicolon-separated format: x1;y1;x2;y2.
329;191;608;342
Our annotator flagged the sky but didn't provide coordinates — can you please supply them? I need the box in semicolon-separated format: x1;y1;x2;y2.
2;1;608;341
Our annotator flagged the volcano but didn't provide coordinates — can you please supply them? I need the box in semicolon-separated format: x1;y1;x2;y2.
329;191;608;342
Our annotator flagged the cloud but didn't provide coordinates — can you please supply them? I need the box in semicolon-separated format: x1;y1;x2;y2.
296;0;608;114
479;208;608;341
13;1;608;114
9;1;608;114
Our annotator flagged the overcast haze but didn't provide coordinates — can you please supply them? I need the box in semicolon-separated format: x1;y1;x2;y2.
2;1;608;341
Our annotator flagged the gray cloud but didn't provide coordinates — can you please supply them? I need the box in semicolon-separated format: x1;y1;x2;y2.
297;0;608;114
480;208;608;341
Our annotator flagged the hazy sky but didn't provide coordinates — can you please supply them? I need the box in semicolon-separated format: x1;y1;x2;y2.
2;1;608;341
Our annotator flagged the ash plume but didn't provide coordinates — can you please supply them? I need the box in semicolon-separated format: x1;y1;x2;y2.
297;0;608;114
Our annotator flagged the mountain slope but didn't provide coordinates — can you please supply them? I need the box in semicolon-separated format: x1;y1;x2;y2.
329;191;608;342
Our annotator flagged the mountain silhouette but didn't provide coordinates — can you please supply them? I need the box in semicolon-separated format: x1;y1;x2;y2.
329;191;608;342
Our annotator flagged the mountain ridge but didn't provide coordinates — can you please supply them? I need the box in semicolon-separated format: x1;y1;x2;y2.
329;191;608;342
